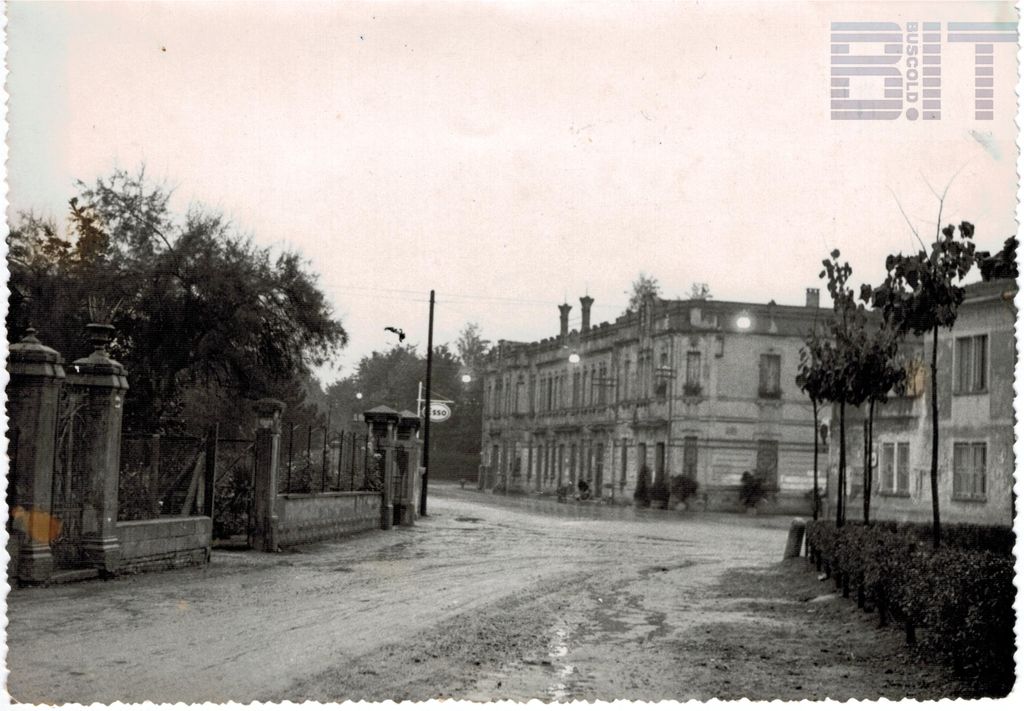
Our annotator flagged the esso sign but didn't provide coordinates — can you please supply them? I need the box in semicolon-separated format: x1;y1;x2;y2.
428;403;452;422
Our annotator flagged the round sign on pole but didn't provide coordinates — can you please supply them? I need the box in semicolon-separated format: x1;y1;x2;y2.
428;403;452;422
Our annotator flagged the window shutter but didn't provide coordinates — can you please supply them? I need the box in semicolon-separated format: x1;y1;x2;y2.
897;443;910;493
989;329;1013;419
973;443;987;496
882;443;895;491
937;339;953;419
974;335;987;391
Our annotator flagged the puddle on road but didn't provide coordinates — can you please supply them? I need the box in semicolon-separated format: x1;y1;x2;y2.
455;517;484;523
546;626;575;701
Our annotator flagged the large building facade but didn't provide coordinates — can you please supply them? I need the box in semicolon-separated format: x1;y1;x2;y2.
480;291;827;512
826;278;1017;526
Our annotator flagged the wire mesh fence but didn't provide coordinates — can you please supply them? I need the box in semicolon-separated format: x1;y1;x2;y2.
118;434;207;521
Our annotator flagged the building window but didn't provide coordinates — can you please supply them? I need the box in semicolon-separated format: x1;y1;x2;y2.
683;436;698;478
685;351;701;395
880;442;910;495
955;334;987;394
953;442;987;500
758;354;781;399
756;439;779;489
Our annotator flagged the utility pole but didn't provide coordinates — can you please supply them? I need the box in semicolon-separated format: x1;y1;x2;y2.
420;290;435;516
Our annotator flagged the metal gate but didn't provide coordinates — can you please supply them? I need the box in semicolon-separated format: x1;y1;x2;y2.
50;387;89;570
211;436;256;545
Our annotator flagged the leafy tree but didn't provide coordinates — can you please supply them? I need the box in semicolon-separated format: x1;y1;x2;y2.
819;249;870;527
849;317;906;524
456;322;490;373
975;236;1018;281
7;168;347;434
797;326;839;521
688;282;712;300
627;272;661;312
324;324;487;480
862;222;976;548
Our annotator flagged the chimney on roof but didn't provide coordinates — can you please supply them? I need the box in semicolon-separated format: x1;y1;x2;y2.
806;288;820;309
558;303;572;340
580;295;594;334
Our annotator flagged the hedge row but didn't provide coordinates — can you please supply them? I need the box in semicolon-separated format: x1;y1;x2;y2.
806;520;1016;696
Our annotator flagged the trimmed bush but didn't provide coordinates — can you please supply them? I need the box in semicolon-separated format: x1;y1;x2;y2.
805;519;1015;696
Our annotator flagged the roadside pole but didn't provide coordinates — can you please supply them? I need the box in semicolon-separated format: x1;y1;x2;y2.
420;290;435;516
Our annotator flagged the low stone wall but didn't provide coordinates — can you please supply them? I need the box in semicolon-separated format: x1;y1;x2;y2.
116;516;212;574
275;491;382;547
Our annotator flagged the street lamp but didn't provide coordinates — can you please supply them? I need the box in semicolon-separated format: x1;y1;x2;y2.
461;373;472;384
355;392;363;400
735;314;752;330
568;352;581;364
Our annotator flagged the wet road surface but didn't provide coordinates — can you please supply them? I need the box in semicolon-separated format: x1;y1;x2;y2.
6;484;808;703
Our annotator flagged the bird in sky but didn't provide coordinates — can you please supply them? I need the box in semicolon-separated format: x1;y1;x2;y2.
384;326;406;342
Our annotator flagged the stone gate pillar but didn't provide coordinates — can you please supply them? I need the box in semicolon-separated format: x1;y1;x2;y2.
6;328;65;583
363;406;399;530
395;410;422;526
66;323;129;575
251;399;285;552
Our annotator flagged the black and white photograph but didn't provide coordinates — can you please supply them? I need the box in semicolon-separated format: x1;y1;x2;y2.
2;0;1020;705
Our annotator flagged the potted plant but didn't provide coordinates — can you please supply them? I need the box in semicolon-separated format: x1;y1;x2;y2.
650;476;670;509
670;474;700;510
634;465;652;508
739;470;765;513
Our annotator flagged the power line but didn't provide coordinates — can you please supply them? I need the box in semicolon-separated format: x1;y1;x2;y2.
325;282;627;310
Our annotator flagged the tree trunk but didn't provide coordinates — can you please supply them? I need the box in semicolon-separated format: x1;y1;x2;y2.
930;326;941;548
812;399;819;521
837;400;846;527
864;399;874;524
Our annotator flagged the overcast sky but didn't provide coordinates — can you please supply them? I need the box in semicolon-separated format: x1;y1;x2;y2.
7;1;1019;382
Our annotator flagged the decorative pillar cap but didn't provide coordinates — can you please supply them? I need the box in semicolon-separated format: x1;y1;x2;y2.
363;405;400;425
7;328;65;379
255;398;285;431
397;409;421;439
69;323;128;383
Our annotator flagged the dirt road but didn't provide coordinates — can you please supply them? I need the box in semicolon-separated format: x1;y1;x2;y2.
4;484;957;703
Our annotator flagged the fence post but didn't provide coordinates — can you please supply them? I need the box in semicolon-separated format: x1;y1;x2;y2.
286;425;294;494
342;432;350;493
251;399;285;552
203;424;218;518
65;323;128;576
321;426;328;492
6;329;65;583
350;431;357;490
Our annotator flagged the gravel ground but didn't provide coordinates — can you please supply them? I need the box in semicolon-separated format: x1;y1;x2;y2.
3;483;982;703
